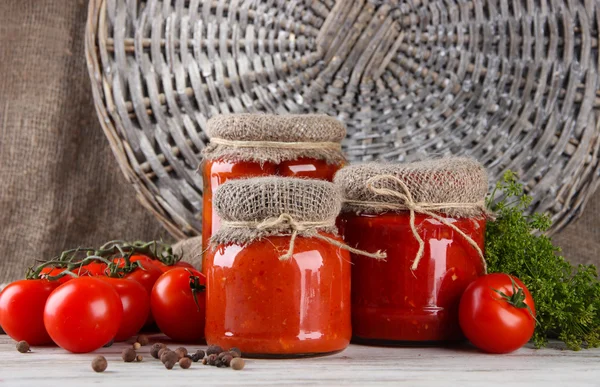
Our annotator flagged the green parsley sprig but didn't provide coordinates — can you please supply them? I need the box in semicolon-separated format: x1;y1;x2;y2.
485;171;600;350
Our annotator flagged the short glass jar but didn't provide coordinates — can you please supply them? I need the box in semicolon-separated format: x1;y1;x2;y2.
200;114;346;262
334;158;489;344
338;212;485;343
205;234;351;357
204;177;351;357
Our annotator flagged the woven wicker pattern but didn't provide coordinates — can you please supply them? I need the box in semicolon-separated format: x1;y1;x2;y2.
86;0;600;239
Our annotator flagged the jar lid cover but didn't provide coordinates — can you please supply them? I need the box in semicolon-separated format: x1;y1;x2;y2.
211;177;341;245
334;157;488;218
202;114;346;164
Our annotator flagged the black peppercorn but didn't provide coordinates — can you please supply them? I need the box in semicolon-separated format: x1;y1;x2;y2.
229;347;242;357
190;349;205;362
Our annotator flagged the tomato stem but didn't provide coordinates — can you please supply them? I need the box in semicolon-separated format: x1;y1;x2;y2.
491;275;539;325
186;269;206;312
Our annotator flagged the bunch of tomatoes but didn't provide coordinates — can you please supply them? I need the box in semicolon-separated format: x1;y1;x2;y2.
0;241;206;353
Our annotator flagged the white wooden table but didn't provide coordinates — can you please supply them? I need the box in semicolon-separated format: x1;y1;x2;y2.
0;334;598;386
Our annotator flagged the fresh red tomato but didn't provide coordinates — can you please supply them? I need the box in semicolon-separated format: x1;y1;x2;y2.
459;273;536;354
151;268;206;342
125;262;163;325
96;277;149;341
81;262;108;276
44;277;123;353
173;261;195;269
0;280;60;345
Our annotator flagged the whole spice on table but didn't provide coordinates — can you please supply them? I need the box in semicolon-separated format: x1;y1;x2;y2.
136;334;149;346
229;347;241;357
132;342;141;350
136;355;143;362
206;354;218;365
16;340;29;353
158;347;171;359
91;356;107;372
174;347;188;359
122;348;136;362
486;171;600;350
190;349;205;362
206;345;222;356
161;350;178;366
150;343;166;359
230;358;245;370
179;357;192;369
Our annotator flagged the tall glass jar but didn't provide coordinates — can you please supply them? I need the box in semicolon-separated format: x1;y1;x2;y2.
204;177;351;357
200;114;346;265
334;158;489;344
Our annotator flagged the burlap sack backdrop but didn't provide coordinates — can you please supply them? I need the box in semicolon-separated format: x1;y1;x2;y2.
202;114;347;164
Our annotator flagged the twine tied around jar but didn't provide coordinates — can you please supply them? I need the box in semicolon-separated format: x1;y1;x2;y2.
344;175;487;272
210;137;342;151
220;213;386;262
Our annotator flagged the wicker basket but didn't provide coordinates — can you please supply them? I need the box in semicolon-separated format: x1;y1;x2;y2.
85;0;600;239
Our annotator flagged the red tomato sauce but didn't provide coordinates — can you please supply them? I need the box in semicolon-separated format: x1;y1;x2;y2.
338;212;486;343
204;234;351;357
201;158;343;266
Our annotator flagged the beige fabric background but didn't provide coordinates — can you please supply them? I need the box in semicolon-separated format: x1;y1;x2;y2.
0;0;598;284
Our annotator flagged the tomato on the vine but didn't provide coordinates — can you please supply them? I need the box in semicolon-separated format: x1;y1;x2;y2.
459;273;536;354
151;268;206;342
125;261;163;325
0;280;60;345
44;277;123;353
96;277;149;341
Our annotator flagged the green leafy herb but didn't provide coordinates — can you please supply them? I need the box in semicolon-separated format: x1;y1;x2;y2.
485;171;600;350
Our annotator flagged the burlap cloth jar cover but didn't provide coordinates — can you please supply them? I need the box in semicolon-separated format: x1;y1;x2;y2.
210;177;384;260
334;157;489;269
202;113;347;164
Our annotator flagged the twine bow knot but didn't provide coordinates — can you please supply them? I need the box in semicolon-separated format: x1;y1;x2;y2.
220;213;386;261
358;175;487;272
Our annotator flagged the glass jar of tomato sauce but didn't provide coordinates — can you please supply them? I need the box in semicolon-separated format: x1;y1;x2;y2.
334;158;489;344
201;114;346;261
204;177;351;357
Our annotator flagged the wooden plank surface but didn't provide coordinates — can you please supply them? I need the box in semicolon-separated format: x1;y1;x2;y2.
0;334;598;386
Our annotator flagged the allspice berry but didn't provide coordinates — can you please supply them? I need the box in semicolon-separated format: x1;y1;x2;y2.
221;354;233;367
174;347;188;359
136;334;150;346
164;359;177;370
151;343;166;359
16;340;30;353
132;342;141;350
91;356;108;372
161;350;178;366
206;354;218;365
122;348;137;362
229;347;242;358
230;357;245;370
179;357;192;369
206;345;223;356
136;355;143;362
158;347;172;359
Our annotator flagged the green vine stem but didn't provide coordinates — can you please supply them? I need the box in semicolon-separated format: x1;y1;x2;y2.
26;240;180;281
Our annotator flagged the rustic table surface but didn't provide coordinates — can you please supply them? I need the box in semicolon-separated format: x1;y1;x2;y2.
0;334;598;386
